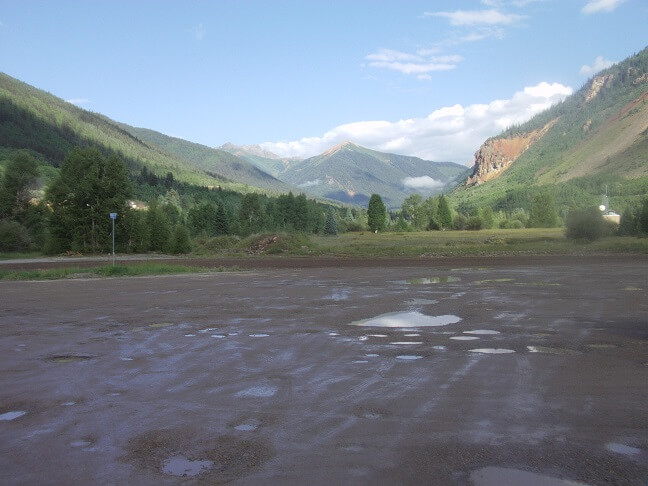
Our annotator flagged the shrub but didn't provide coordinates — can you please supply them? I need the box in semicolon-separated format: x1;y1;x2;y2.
452;213;467;230
465;216;483;231
565;207;608;241
0;220;31;252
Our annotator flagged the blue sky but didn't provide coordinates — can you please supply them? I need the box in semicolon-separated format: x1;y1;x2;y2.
1;0;646;164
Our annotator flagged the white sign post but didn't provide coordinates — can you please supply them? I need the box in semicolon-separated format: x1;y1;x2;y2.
109;213;117;265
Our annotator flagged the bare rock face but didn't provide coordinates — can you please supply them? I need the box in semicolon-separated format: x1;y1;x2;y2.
585;74;615;103
466;119;557;186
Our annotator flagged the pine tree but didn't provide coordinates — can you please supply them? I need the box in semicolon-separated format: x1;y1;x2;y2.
367;194;386;232
437;195;453;229
170;224;192;254
324;207;338;235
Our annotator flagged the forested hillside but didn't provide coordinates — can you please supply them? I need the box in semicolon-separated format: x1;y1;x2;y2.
452;47;648;216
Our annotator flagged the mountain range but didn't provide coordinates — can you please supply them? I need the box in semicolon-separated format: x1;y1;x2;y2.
222;141;468;207
1;45;647;211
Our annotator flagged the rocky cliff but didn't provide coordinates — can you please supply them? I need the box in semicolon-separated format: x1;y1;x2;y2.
465;119;557;186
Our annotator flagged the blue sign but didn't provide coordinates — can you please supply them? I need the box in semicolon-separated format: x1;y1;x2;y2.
109;213;117;220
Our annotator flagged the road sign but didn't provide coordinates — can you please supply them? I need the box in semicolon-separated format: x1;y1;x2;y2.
110;213;117;220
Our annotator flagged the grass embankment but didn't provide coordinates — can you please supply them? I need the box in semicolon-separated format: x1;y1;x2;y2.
0;263;236;281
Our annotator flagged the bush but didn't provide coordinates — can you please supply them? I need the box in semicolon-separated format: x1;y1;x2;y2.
452;213;467;230
565;207;609;241
0;220;31;252
499;219;524;229
466;216;483;231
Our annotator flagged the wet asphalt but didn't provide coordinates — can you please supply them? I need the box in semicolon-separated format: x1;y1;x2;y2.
0;258;646;485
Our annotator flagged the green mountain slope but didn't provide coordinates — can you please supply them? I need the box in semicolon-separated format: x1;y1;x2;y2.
278;142;468;207
0;72;282;193
119;126;295;193
454;47;648;212
219;142;300;178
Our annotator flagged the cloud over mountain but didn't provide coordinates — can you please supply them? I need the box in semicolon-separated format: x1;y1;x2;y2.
261;81;572;164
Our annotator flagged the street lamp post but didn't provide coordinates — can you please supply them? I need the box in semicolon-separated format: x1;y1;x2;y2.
110;213;117;265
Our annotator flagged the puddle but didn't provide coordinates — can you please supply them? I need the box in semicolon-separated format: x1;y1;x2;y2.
62;401;76;406
390;341;423;345
329;290;349;301
46;354;95;363
234;424;258;432
352;360;369;364
623;286;641;291
606;442;641;455
363;412;382;419
365;354;379;357
398;276;461;284
367;334;388;338
351;311;461;328
249;334;269;338
70;439;93;448
464;330;500;335
406;298;439;305
470;466;588;486
450;336;480;341
120;357;134;361
0;410;27;421
328;332;339;336
236;385;278;398
586;344;617;349
341;445;363;452
149;322;174;328
527;346;580;355
475;278;515;284
199;328;219;333
162;455;213;477
358;336;368;341
404;333;421;337
469;348;515;354
432;345;447;350
211;334;226;339
396;355;422;360
184;334;196;337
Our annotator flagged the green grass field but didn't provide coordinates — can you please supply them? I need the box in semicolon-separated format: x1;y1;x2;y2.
310;228;648;257
0;263;238;281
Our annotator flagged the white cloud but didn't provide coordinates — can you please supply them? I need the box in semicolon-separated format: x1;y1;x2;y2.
580;55;615;75
424;9;525;26
299;179;321;188
65;98;90;105
366;49;463;77
582;0;625;14
403;176;445;190
261;82;572;165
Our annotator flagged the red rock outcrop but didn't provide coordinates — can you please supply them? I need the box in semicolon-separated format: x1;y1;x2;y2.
465;119;557;186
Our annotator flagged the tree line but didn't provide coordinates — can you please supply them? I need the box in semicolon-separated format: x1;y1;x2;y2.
2;147;647;253
0;148;344;254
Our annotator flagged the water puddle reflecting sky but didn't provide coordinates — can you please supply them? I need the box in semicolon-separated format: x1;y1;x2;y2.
469;348;515;354
0;411;27;421
394;276;461;285
470;466;588;486
162;456;213;477
351;311;461;328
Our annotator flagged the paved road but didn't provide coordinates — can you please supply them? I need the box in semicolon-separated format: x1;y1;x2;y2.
0;259;646;484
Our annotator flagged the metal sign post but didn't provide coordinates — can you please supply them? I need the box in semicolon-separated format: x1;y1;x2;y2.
110;213;117;265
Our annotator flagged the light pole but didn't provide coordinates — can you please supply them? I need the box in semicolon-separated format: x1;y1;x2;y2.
110;213;117;265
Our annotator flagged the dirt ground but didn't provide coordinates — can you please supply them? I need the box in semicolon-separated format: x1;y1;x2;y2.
0;256;647;485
